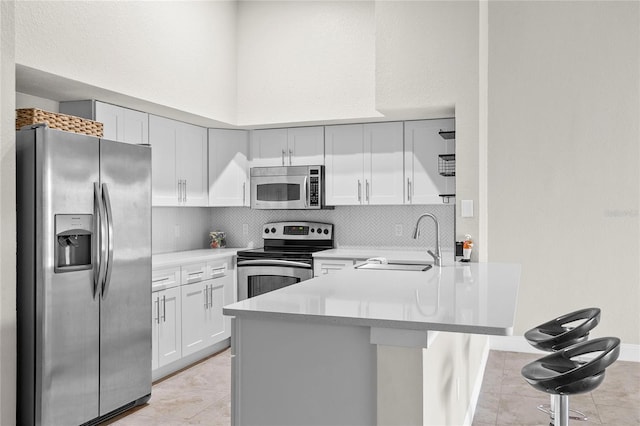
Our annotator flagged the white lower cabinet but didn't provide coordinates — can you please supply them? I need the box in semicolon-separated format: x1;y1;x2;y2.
152;255;236;379
152;286;182;369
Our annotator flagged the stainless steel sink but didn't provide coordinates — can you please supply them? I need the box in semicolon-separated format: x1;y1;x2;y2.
355;262;432;272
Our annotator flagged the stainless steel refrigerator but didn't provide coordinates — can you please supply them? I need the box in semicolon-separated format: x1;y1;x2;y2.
16;125;152;425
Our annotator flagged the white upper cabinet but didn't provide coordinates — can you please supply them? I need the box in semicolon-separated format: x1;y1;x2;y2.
404;119;455;205
325;122;403;206
286;126;324;166
208;129;250;207
149;115;208;207
250;126;324;167
364;122;404;205
60;100;148;145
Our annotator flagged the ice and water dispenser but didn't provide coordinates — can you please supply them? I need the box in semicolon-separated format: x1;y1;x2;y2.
54;214;92;273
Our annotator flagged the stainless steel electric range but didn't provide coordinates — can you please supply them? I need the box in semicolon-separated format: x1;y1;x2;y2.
236;221;334;300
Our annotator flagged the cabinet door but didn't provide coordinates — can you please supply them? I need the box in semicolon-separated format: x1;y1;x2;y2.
149;115;179;206
177;122;208;206
95;102;123;142
404;119;455;204
287;126;324;166
209;129;249;207
181;281;207;357
250;128;288;167
205;279;227;343
122;108;149;145
324;124;364;205
157;286;182;367
364;122;404;205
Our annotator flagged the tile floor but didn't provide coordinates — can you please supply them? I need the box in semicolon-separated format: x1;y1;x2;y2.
107;349;639;426
473;351;640;426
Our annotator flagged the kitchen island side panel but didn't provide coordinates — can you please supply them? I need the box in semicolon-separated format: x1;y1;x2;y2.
232;316;377;426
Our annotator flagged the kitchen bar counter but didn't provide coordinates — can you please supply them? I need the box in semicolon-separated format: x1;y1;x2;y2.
224;262;521;426
224;262;520;336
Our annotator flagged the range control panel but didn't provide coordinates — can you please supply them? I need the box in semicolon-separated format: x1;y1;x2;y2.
262;221;333;240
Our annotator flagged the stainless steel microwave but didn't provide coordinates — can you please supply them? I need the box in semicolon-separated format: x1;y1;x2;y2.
250;165;326;210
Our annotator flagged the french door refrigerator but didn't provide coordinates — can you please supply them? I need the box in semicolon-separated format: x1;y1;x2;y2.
16;125;152;425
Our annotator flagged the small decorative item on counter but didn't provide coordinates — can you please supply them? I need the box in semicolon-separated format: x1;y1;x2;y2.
461;234;473;262
209;231;226;249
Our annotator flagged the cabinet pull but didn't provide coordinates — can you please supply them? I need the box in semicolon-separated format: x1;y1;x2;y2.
407;178;412;202
242;182;246;205
288;148;292;165
365;180;370;202
208;284;213;308
155;297;160;324
177;180;181;203
281;149;285;166
152;277;170;283
357;180;362;202
183;180;187;203
204;285;208;309
162;295;166;322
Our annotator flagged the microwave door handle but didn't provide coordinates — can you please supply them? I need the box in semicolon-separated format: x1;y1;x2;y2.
303;176;308;208
237;259;312;269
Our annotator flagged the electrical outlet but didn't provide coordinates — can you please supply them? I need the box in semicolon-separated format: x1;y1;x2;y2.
394;224;403;237
243;224;249;235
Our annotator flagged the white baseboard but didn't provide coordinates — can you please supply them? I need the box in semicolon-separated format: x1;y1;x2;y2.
489;335;640;362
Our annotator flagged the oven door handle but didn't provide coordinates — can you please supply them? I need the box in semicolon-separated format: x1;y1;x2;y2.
237;259;312;269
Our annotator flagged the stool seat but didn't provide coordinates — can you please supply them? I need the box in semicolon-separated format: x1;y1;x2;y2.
522;337;620;396
524;308;600;352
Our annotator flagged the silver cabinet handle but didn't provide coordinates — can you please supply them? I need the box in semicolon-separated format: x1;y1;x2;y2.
288;148;292;165
183;180;187;203
162;295;166;322
281;149;285;166
155;296;160;324
242;182;246;205
208;284;213;309
407;178;412;203
101;183;114;299
204;285;208;309
357;180;362;202
365;180;370;203
177;179;181;203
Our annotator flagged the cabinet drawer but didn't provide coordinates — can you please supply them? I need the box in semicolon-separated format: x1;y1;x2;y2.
181;263;208;284
207;261;229;279
152;267;180;291
314;259;355;277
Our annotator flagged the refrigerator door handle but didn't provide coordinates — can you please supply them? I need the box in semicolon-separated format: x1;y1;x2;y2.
101;183;115;299
94;182;107;297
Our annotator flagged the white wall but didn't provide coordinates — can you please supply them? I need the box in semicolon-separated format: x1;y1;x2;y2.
375;0;482;259
487;1;640;343
236;0;380;126
0;1;16;424
15;1;238;124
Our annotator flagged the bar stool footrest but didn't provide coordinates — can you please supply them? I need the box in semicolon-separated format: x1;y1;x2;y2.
536;404;588;421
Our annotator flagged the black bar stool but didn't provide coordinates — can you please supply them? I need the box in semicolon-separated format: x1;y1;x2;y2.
521;337;620;426
524;307;600;421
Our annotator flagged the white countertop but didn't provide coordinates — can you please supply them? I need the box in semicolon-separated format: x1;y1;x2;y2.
152;248;241;269
224;262;521;336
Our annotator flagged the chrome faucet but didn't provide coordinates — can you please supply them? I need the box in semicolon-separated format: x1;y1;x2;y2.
412;213;442;266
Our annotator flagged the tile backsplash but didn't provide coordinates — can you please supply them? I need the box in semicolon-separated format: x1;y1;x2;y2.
153;205;454;254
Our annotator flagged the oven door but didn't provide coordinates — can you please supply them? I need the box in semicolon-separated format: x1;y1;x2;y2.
237;259;313;300
250;174;308;210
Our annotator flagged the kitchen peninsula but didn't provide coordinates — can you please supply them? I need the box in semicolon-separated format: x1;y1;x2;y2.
223;262;521;426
